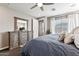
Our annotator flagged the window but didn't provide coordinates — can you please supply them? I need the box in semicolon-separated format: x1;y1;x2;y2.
55;16;68;33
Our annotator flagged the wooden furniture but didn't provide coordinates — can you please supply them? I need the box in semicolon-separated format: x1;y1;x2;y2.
9;31;19;49
19;31;28;47
0;32;9;51
9;31;28;50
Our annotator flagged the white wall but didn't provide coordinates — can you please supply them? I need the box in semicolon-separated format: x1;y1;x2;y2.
0;5;34;49
0;34;1;48
0;5;34;32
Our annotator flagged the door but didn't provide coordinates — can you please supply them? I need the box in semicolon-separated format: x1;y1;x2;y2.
38;20;45;36
33;19;38;38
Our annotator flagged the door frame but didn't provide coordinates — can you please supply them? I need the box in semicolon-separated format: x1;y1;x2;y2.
31;19;33;39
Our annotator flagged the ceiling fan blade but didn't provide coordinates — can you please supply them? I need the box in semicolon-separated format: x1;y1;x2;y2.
30;4;38;9
43;3;54;5
40;6;44;11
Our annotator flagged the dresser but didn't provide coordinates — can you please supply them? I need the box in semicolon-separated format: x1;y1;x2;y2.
9;31;33;50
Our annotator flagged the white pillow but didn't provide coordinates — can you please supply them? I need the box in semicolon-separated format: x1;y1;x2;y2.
74;34;79;48
58;31;65;41
64;34;74;44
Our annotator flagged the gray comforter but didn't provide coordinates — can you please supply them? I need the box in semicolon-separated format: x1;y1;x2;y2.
21;34;79;56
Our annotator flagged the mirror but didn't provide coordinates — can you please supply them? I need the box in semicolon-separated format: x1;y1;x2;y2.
14;17;28;31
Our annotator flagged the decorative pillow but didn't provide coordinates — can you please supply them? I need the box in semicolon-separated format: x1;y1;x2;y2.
74;34;79;48
64;33;74;44
58;31;65;41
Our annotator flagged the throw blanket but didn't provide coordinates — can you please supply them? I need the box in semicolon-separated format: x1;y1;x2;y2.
21;34;79;56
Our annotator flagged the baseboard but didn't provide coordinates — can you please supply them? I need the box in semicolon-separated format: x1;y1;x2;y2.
1;45;23;50
0;46;9;51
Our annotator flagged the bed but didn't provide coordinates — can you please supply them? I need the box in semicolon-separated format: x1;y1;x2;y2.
21;27;79;56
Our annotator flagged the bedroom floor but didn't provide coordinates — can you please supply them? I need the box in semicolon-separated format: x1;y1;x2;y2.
0;48;21;56
0;49;9;56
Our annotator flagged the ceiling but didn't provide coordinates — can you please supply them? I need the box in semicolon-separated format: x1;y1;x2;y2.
1;3;79;18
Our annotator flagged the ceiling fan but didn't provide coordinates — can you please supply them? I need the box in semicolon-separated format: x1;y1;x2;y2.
30;3;54;11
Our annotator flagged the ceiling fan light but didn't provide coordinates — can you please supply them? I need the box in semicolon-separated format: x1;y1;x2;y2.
38;3;43;7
